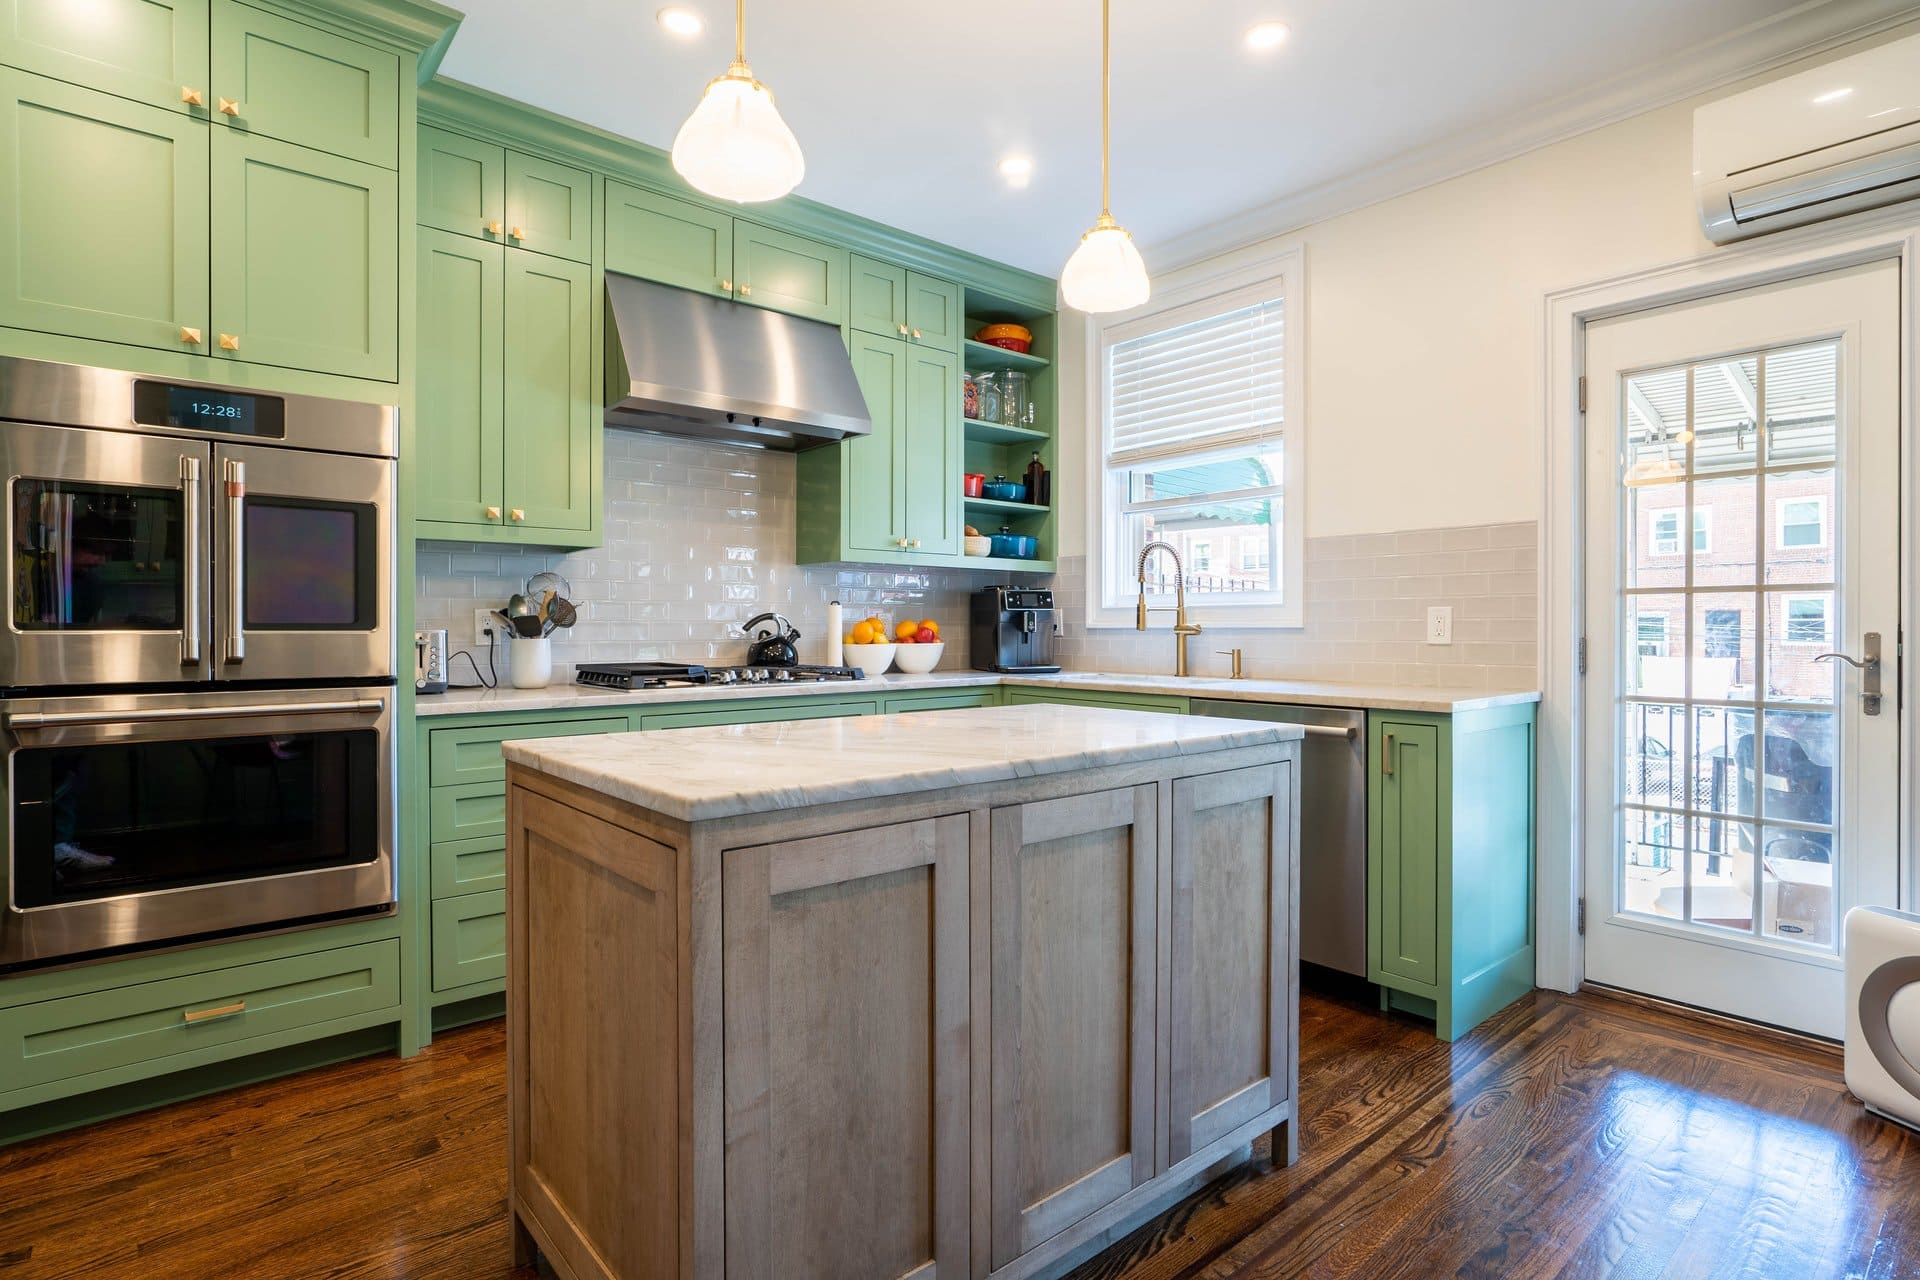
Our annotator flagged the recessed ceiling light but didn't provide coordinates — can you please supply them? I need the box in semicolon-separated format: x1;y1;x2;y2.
1244;21;1290;53
1812;86;1853;105
656;6;704;38
998;154;1034;189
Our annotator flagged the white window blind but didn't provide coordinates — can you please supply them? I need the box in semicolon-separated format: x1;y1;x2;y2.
1107;296;1285;467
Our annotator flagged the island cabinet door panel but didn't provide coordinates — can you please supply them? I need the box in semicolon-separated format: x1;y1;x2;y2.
989;784;1158;1268
902;344;961;557
508;788;686;1280
501;249;594;531
603;179;732;297
210;128;397;381
1166;763;1295;1166
0;0;209;115
723;814;970;1280
418;124;504;241
732;221;848;326
502;150;591;263
416;227;503;527
1371;719;1443;989
0;71;209;352
209;0;399;169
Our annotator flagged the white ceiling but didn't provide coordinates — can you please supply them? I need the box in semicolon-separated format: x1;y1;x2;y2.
436;0;1901;276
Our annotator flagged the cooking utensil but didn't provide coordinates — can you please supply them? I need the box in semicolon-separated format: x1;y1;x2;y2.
982;477;1026;502
505;593;538;623
989;527;1039;559
524;571;571;602
742;611;801;667
963;473;986;497
542;596;578;637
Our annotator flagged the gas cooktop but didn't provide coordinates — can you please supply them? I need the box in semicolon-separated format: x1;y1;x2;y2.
574;662;866;691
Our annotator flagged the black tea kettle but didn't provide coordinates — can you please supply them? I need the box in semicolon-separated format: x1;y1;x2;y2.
743;612;801;667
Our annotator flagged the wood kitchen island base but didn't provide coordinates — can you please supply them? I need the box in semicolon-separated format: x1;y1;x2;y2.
500;706;1301;1280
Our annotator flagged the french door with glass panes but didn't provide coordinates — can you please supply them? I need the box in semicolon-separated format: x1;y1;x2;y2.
1583;259;1900;1039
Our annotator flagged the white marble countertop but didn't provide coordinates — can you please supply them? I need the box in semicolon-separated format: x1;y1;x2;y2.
416;669;1539;719
501;703;1302;822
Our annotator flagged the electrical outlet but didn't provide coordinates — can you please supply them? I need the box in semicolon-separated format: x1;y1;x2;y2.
1426;605;1453;646
1051;617;1065;638
473;607;496;648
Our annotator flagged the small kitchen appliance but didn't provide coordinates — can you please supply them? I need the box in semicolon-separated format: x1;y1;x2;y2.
415;629;449;694
971;586;1060;673
742;612;801;667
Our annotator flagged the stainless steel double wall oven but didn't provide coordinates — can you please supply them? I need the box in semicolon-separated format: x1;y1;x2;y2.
0;358;398;969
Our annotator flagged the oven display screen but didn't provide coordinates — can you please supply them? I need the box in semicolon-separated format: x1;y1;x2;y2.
133;382;287;438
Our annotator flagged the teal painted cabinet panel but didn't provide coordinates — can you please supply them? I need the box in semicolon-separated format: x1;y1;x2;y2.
416;227;503;527
1371;719;1441;989
0;69;209;352
431;891;506;992
0;0;209;116
418;124;504;240
603;178;731;296
431;835;505;898
903;342;962;556
428;716;628;787
502;248;595;532
211;127;397;381
905;271;961;353
733;220;847;326
503;149;591;262
210;0;398;169
429;780;506;846
841;331;907;555
850;254;907;339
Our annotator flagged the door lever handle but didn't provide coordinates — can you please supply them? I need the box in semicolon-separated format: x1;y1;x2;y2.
1814;631;1882;715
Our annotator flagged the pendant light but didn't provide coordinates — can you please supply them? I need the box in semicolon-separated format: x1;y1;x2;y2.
670;0;804;204
1061;0;1150;313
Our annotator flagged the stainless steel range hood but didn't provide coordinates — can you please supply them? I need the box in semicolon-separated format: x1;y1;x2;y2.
604;272;871;451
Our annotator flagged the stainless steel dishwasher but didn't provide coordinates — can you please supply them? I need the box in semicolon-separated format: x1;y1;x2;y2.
1190;699;1368;976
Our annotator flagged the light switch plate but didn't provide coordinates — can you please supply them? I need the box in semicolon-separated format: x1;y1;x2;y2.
1426;605;1453;646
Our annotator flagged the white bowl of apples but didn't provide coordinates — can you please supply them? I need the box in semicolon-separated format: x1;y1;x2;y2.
892;620;945;674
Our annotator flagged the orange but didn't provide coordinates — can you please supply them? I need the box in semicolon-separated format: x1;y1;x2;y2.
895;620;921;642
850;620;878;645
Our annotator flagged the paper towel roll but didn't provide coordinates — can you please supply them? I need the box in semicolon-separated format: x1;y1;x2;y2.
826;601;843;666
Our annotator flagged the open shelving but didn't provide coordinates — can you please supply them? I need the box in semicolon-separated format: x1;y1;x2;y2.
962;287;1058;574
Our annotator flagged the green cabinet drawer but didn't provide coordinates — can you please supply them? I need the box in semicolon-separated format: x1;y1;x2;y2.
733;220;847;326
0;0;209;116
1002;687;1188;714
418;124;504;240
850;254;907;339
429;781;506;845
638;698;876;731
1371;719;1442;989
210;127;397;381
0;69;209;352
604;178;731;297
0;939;399;1092
504;150;591;262
502;248;595;533
882;688;999;714
429;716;628;787
432;891;505;992
417;227;504;527
905;271;961;353
211;0;398;168
431;835;505;898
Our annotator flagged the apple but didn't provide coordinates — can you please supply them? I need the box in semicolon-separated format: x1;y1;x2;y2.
915;626;937;644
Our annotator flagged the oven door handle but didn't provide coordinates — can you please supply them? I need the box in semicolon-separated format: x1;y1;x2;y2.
224;457;245;664
5;699;384;730
180;455;203;668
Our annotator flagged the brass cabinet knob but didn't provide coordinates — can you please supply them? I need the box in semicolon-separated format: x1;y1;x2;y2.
181;86;205;106
180;326;202;345
897;323;909;335
739;283;751;297
910;538;921;548
911;328;922;339
217;97;240;116
510;508;525;522
218;333;239;351
485;505;501;521
487;220;502;235
720;278;732;292
896;537;908;548
509;226;525;240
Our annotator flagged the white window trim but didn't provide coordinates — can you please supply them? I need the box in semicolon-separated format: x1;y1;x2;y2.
1779;592;1832;647
1084;245;1307;629
1775;494;1828;550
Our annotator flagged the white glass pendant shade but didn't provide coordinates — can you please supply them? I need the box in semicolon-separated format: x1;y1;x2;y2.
671;72;804;203
1061;218;1150;313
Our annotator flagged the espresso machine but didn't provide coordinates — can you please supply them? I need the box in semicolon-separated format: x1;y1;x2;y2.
971;586;1061;673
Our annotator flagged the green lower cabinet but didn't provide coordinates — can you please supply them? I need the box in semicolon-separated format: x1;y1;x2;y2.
0;69;209;352
1001;686;1189;715
0;0;209;118
431;892;507;993
637;697;878;731
431;835;506;898
502;248;596;536
429;780;506;846
211;126;397;380
881;687;1000;714
1367;705;1536;1041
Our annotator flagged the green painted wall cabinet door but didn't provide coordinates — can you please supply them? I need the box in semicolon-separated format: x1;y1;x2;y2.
850;254;907;339
733;221;847;326
418;124;504;241
503;150;591;262
902;343;961;555
417;228;504;527
905;272;961;353
0;0;209;116
502;249;594;532
209;0;399;169
841;330;905;555
604;178;732;297
0;69;209;353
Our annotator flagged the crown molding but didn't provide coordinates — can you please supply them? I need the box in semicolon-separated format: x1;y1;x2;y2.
1147;0;1920;272
264;0;463;71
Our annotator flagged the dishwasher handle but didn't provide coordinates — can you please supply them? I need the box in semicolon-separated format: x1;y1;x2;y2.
1299;723;1357;739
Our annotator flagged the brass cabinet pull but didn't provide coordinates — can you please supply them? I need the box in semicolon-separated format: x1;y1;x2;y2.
181;86;205;106
183;1000;246;1024
218;333;239;351
510;509;525;522
180;326;202;345
485;505;501;521
487;220;502;236
217;97;240;116
1382;732;1395;777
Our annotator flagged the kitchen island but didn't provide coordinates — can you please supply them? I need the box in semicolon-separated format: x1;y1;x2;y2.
501;704;1302;1280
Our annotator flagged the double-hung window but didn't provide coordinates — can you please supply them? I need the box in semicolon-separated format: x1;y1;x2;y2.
1093;265;1303;627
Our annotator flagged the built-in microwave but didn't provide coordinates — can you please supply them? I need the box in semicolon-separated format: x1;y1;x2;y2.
0;357;396;689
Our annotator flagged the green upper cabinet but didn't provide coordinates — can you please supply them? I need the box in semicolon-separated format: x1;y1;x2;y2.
905;272;961;353
850;254;907;339
902;342;961;555
733;221;847;326
502;249;595;534
418;124;504;241
0;70;209;353
841;331;906;555
503;150;591;262
417;228;503;528
209;0;397;169
604;178;731;297
210;127;397;380
0;0;209;115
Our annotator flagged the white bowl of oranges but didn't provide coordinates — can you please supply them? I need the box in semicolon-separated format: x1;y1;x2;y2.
890;618;945;674
843;616;943;677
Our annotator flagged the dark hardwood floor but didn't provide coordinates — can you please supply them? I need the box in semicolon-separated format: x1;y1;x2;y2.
2;985;1915;1279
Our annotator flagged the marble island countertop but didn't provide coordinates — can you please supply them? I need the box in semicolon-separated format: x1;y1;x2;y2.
417;669;1539;718
501;703;1302;822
